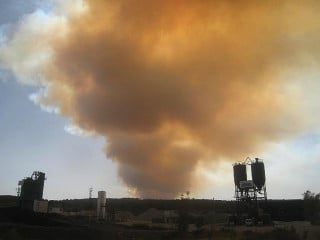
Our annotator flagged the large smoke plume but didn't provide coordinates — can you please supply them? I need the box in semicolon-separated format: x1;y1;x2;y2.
1;0;320;198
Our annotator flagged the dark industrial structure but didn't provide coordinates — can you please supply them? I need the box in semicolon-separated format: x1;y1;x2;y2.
18;171;45;200
17;171;46;211
231;157;269;225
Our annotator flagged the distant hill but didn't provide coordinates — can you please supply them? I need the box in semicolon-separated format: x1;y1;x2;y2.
49;198;304;221
0;195;19;207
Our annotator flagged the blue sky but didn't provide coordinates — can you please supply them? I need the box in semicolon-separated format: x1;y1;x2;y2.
0;0;128;200
0;0;126;198
0;76;126;199
0;0;319;200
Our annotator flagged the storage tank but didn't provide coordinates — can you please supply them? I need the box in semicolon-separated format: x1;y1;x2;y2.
251;158;265;190
97;191;106;220
233;163;247;189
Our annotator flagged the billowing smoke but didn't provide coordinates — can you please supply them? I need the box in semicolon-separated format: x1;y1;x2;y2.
1;0;320;198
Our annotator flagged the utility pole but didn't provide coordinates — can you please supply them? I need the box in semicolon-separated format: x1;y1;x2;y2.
89;187;93;199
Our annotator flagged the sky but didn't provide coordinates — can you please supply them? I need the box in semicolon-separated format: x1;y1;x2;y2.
0;0;320;200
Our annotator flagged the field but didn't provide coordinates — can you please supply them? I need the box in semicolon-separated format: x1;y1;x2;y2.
0;215;319;240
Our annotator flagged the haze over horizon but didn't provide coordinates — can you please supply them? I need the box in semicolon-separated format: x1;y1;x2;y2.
1;0;320;200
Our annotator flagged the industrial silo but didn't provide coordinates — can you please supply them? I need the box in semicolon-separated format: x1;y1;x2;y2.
251;158;265;191
97;191;106;220
233;163;247;189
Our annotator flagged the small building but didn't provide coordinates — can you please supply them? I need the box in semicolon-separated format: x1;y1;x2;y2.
33;200;48;213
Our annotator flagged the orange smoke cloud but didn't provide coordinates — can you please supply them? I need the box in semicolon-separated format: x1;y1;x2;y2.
3;0;320;198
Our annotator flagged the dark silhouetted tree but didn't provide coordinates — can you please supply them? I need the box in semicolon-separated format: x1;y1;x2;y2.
303;190;320;222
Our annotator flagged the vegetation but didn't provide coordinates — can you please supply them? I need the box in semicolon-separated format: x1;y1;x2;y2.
303;190;320;224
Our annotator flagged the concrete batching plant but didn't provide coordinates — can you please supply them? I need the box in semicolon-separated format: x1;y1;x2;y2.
231;157;270;225
233;157;267;201
17;171;47;212
18;171;46;201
